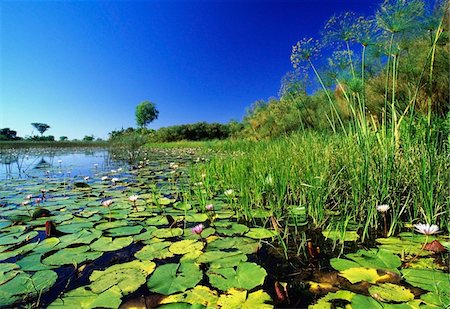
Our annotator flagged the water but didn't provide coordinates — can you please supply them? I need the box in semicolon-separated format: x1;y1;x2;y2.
0;147;124;180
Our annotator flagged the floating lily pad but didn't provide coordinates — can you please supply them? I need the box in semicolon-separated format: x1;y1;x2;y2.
43;245;103;266
95;220;128;231
0;231;38;246
169;239;204;255
207;262;267;291
217;289;273;309
145;216;169;226
207;237;260;254
152;228;183;238
369;283;414;303
339;267;383;284
310;290;356;308
0;242;38;261
323;230;359;242
89;236;133;252
133;227;158;241
160;285;219;307
0;270;57;307
106;225;143;237
90;260;156;295
57;221;95;234
196;250;247;268
147;263;202;295
331;249;401;273
401;268;450;295
135;241;174;260
214;222;249;236
16;253;57;271
47;285;122;308
245;228;277;239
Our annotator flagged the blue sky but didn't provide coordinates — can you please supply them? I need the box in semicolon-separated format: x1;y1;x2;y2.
1;0;382;140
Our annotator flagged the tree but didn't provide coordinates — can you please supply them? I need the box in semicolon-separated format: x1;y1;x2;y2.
83;135;95;141
31;123;50;136
135;101;159;129
59;136;68;141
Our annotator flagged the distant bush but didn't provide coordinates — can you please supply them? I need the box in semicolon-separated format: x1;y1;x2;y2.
151;122;231;142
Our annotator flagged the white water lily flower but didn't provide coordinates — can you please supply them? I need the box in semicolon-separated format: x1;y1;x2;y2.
414;223;440;235
376;204;390;213
129;195;139;202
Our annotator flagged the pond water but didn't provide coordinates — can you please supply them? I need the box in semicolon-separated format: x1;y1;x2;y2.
0;148;123;180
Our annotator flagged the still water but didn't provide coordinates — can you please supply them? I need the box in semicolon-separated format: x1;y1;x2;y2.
0;147;125;180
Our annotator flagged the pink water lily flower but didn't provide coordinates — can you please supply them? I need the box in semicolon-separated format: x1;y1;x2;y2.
205;204;214;211
191;223;204;235
414;223;440;235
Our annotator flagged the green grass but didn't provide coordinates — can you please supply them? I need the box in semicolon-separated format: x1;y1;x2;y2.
188;126;449;254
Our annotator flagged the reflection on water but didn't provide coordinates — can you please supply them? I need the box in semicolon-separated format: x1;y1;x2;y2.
0;148;125;180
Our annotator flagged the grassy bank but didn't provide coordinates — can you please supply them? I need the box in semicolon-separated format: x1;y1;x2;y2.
189;126;449;246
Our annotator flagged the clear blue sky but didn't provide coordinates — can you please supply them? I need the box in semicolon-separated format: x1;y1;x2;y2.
1;0;382;140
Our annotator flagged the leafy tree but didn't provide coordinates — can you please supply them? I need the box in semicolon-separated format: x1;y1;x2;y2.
83;135;95;141
59;136;68;141
0;128;19;141
31;123;50;136
135;101;159;129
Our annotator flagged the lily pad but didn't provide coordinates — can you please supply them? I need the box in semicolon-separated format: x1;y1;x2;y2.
89;236;133;252
207;237;260;254
90;260;156;295
169;239;204;255
147;263;202;295
196;250;247;268
135;241;174;260
160;285;219;307
43;245;103;266
401;268;450;295
214;222;249;236
368;283;414;302
107;225;143;237
47;285;122;308
245;228;277;239
216;289;273;309
207;262;267;291
339;267;384;284
152;228;183;238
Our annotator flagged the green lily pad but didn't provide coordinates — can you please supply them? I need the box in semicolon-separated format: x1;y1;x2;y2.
47;285;122;308
0;231;38;246
339;267;384;284
90;260;156;295
57;221;95;234
107;225;143;237
89;236;133;252
95;220;128;231
56;229;102;248
169;239;204;255
217;289;273;309
368;283;414;302
133;227;158;241
351;295;383;308
43;245;103;266
323;230;359;242
196;250;247;268
401;268;450;295
135;241;174;260
32;237;60;253
147;263;202;295
17;253;57;271
145;216;169;226
207;262;267;291
214;222;249;236
0;242;38;261
185;213;208;222
207;237;260;254
331;249;401;273
421;292;450;308
310;290;356;309
160;285;219;307
245;228;277;239
152;228;183;238
0;270;57;307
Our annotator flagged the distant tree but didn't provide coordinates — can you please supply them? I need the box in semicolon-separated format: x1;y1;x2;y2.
31;123;50;136
83;135;95;141
135;101;159;129
59;136;68;141
0;128;18;141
